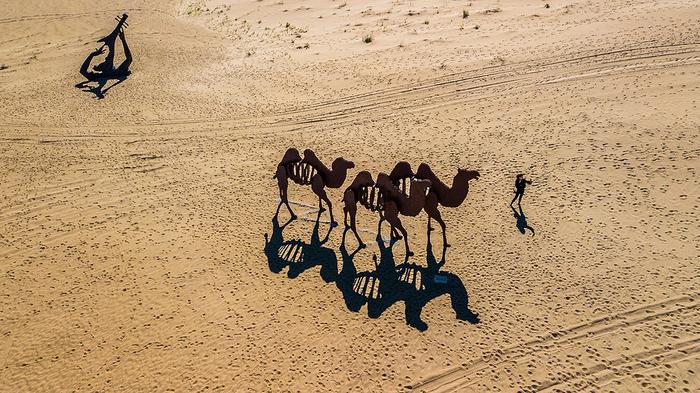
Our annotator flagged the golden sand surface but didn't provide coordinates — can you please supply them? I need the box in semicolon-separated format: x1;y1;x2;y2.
1;1;698;391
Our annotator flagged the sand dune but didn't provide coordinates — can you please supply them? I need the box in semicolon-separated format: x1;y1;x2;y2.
1;0;698;391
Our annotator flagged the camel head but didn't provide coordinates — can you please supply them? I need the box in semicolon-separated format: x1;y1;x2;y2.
279;148;301;165
458;168;480;181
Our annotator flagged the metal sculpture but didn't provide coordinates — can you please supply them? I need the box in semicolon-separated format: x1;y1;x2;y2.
274;148;354;225
342;169;431;260
392;163;480;248
79;13;132;81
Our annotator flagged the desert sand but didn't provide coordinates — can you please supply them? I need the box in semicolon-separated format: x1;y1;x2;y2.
1;0;699;391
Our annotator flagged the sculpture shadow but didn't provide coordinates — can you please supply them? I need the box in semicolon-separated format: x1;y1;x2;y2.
75;76;128;99
511;205;535;236
264;211;338;282
338;231;479;331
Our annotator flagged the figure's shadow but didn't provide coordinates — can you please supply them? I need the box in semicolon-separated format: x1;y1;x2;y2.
338;231;479;331
264;212;338;282
511;205;535;236
75;76;127;99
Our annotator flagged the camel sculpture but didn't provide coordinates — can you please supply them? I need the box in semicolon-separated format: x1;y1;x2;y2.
274;148;354;225
391;163;480;248
342;170;431;260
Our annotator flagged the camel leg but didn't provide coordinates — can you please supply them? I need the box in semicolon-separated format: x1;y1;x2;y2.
377;211;384;241
312;176;336;226
349;207;365;248
321;193;336;226
276;169;296;219
426;206;448;247
424;195;448;262
426;216;432;243
385;202;412;261
391;225;402;240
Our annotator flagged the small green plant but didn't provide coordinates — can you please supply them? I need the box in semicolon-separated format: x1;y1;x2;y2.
363;34;373;43
462;10;469;19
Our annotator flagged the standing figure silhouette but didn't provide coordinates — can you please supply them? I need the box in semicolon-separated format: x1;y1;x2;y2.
511;205;535;236
510;174;532;207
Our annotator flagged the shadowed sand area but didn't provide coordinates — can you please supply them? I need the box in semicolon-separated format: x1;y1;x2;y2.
1;0;699;391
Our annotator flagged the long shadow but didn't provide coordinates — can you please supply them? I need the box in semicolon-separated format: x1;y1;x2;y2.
338;232;479;331
511;205;535;236
264;211;338;282
75;76;127;99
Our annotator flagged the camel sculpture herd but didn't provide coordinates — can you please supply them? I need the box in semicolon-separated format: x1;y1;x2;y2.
274;148;479;261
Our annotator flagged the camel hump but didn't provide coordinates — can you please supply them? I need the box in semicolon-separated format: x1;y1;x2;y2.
279;148;302;166
416;163;434;178
389;161;413;179
303;148;316;159
301;149;330;174
348;171;374;190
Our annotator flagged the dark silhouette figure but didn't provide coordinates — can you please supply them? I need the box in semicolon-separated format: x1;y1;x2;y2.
337;233;479;331
76;14;132;99
274;148;354;226
510;174;532;207
511;205;535;236
264;210;338;282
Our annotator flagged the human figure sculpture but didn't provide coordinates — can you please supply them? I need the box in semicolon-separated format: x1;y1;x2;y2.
274;148;354;225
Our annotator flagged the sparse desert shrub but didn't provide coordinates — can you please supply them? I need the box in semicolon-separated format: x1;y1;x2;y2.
474;24;480;29
424;20;429;25
462;10;469;19
363;34;373;43
0;64;8;70
483;8;501;14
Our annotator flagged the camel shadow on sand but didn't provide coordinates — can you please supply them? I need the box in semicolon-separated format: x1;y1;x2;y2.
264;211;479;331
338;233;479;331
264;212;338;283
